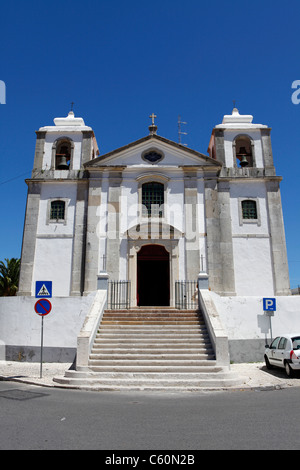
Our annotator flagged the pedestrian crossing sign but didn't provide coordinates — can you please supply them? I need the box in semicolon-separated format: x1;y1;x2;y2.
35;281;52;298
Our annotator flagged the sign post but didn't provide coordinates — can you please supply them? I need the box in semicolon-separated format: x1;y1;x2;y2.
34;298;52;378
263;298;276;342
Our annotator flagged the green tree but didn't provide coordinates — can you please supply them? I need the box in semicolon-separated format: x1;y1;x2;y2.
0;258;20;296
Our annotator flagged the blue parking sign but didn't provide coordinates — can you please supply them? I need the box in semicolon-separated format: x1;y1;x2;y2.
263;298;276;312
35;281;52;298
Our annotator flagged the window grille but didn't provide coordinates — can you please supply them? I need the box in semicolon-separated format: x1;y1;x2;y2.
142;182;164;217
242;200;257;219
50;200;65;220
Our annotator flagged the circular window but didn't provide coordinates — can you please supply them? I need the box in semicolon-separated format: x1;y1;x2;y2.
142;149;164;164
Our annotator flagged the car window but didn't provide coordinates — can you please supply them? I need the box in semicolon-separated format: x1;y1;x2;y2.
292;337;300;350
270;337;280;349
278;337;287;349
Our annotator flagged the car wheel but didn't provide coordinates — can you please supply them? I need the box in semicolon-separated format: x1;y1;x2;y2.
285;361;294;378
265;355;273;370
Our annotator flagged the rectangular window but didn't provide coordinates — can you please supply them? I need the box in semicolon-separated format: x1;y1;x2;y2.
242;200;257;219
50;200;65;220
142;182;164;217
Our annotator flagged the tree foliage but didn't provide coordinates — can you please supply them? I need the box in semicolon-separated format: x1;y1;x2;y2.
0;258;20;296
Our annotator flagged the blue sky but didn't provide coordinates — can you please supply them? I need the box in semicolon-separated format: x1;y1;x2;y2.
0;0;300;288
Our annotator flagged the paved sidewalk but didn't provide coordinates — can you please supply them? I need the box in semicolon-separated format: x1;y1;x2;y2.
0;360;300;391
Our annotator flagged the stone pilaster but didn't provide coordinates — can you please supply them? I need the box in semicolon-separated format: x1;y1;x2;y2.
106;171;123;280
204;178;222;293
81;131;93;166
204;178;236;295
32;131;46;175
261;129;276;176
266;179;290;295
70;181;88;296
18;181;41;296
214;129;226;166
83;174;102;294
183;169;200;280
217;180;236;295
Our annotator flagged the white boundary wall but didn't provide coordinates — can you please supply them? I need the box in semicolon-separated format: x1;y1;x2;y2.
210;292;300;362
1;291;300;364
0;293;96;362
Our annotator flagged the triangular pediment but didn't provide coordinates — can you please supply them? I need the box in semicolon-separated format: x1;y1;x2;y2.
84;134;221;169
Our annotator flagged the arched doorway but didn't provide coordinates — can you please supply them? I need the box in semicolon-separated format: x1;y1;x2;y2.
137;245;170;306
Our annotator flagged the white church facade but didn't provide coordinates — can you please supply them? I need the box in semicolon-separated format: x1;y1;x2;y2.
18;108;290;303
2;106;299;371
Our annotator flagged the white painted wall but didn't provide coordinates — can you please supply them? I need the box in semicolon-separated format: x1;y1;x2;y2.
37;182;77;235
229;181;274;295
32;238;74;297
32;182;77;296
232;237;274;296
211;292;300;342
0;294;96;361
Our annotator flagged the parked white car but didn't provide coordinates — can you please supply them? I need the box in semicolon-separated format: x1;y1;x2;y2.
264;334;300;377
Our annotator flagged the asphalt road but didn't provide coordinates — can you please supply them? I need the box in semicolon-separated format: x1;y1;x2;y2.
0;381;298;451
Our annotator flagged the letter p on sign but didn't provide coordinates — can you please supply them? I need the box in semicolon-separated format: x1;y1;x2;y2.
263;298;276;312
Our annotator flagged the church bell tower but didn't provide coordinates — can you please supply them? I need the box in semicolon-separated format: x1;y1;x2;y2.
206;107;290;296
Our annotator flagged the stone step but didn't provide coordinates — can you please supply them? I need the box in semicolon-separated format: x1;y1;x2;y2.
104;308;199;311
54;306;234;390
103;310;200;315
53;369;242;390
89;353;215;361
91;347;214;354
63;369;229;379
86;364;220;373
95;340;209;346
89;354;213;367
95;331;209;338
94;339;210;347
96;329;208;336
95;331;209;343
96;334;209;340
101;321;201;326
102;316;202;320
103;314;200;319
102;315;202;321
99;325;204;330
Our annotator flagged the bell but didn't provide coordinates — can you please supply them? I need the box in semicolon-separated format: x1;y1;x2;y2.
240;155;249;167
237;147;249;167
57;155;69;170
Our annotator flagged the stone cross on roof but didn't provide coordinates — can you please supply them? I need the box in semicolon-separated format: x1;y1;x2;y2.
149;113;158;135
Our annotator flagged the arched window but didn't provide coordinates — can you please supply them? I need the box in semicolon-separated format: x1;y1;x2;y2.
234;136;254;168
242;200;257;220
142;182;164;217
50;200;65;221
55;140;71;169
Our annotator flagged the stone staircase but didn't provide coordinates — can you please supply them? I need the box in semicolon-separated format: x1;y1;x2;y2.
54;308;241;390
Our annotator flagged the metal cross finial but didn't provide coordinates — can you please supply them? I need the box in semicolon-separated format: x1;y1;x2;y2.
71;102;74;111
233;100;236;108
149;113;157;125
